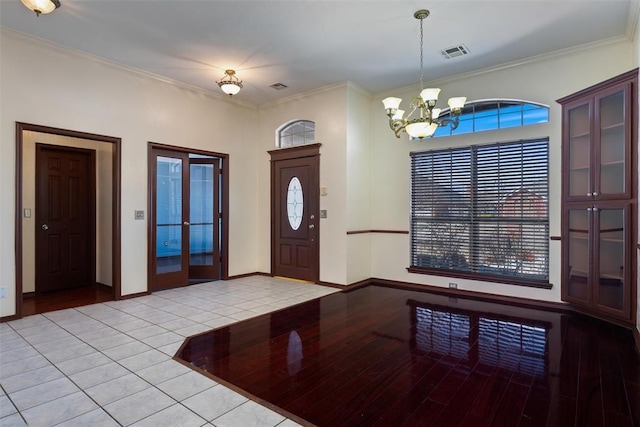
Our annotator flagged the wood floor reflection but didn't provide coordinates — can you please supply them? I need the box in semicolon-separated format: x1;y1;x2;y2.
176;285;640;427
22;284;114;316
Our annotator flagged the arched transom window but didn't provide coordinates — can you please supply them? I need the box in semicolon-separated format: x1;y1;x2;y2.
433;99;549;138
277;120;315;148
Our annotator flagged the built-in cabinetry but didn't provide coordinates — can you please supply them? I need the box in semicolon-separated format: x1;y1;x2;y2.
557;69;637;323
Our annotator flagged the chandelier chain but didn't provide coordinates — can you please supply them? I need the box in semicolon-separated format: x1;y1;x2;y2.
419;15;424;90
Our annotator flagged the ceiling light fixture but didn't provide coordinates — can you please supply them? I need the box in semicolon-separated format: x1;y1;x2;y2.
382;10;466;139
21;0;60;16
217;69;243;96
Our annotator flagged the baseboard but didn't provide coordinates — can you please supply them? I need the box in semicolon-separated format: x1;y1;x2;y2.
0;314;19;322
119;291;150;300
368;277;572;313
226;272;271;280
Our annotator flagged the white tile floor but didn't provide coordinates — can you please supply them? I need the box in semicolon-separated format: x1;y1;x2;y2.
0;276;339;427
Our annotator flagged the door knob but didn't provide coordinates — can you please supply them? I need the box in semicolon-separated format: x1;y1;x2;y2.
183;221;190;226
41;224;49;230
309;224;315;229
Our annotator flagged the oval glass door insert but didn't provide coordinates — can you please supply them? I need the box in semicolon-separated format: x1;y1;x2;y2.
287;177;304;230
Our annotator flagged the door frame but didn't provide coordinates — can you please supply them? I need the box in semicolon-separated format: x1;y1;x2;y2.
13;122;122;320
147;142;229;290
35;143;97;293
269;143;321;282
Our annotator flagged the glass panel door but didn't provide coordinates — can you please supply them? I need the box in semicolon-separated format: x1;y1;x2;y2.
597;85;628;198
567;103;591;199
156;156;184;274
565;208;590;304
188;158;220;280
595;205;627;312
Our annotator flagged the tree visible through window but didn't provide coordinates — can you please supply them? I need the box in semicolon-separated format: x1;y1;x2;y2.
278;120;315;148
410;138;549;283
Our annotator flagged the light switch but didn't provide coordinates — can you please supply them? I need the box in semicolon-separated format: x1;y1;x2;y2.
134;210;145;220
24;208;31;218
320;210;327;218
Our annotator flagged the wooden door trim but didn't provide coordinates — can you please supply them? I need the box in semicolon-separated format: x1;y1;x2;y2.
148;148;190;291
188;158;221;280
269;144;321;282
35;143;97;293
147;142;230;288
13;122;121;321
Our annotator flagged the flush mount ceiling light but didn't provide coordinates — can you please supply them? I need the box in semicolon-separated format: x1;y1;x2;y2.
382;10;466;139
217;69;243;96
21;0;60;16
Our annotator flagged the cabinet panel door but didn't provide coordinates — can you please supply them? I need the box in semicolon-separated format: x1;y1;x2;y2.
563;100;593;201
593;203;630;318
562;207;591;305
594;81;632;200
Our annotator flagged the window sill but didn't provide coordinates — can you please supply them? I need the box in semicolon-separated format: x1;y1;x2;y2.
406;267;553;290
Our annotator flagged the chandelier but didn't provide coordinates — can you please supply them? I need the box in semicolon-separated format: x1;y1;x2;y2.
217;69;243;96
382;10;466;139
21;0;60;16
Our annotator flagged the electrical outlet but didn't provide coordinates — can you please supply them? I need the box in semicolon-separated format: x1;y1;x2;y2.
0;287;8;299
448;282;458;289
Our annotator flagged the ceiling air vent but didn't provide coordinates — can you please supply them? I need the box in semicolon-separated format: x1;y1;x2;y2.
439;44;470;59
270;82;288;90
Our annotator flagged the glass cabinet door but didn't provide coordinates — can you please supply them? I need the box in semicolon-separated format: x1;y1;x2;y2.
594;204;629;315
565;102;592;200
596;83;630;199
565;207;590;304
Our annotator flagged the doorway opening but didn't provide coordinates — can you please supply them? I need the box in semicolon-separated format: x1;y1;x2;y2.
15;123;121;319
148;143;229;291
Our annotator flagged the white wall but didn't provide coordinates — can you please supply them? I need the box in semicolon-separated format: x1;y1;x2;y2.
346;84;373;284
0;29;260;317
22;131;113;292
257;85;349;285
369;39;635;303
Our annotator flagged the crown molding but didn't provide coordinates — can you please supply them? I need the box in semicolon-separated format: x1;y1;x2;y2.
0;27;258;110
376;34;630;99
627;0;640;42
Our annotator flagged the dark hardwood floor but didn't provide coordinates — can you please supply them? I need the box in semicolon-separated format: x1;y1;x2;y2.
22;283;114;316
177;284;640;427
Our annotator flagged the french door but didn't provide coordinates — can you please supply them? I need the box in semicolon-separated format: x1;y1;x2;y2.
149;147;220;291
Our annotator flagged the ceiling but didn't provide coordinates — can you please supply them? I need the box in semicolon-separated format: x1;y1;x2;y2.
0;0;637;105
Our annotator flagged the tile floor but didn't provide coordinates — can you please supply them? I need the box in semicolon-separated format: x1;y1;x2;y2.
0;276;339;427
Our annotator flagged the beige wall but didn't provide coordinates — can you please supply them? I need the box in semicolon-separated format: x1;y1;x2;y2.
21;131;113;293
0;29;260;317
368;39;635;304
257;85;349;285
346;84;373;284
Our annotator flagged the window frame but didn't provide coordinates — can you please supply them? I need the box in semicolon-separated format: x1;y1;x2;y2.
408;138;551;289
276;120;316;148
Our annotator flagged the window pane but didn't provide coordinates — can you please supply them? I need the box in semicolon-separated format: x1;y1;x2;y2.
432;100;549;139
278;120;315;147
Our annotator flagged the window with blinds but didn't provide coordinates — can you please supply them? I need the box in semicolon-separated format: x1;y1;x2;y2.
410;138;549;284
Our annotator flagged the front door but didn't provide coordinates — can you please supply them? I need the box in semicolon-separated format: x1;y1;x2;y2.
36;144;95;293
270;144;320;282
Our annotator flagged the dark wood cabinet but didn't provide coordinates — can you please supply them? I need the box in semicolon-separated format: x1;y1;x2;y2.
557;69;638;324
